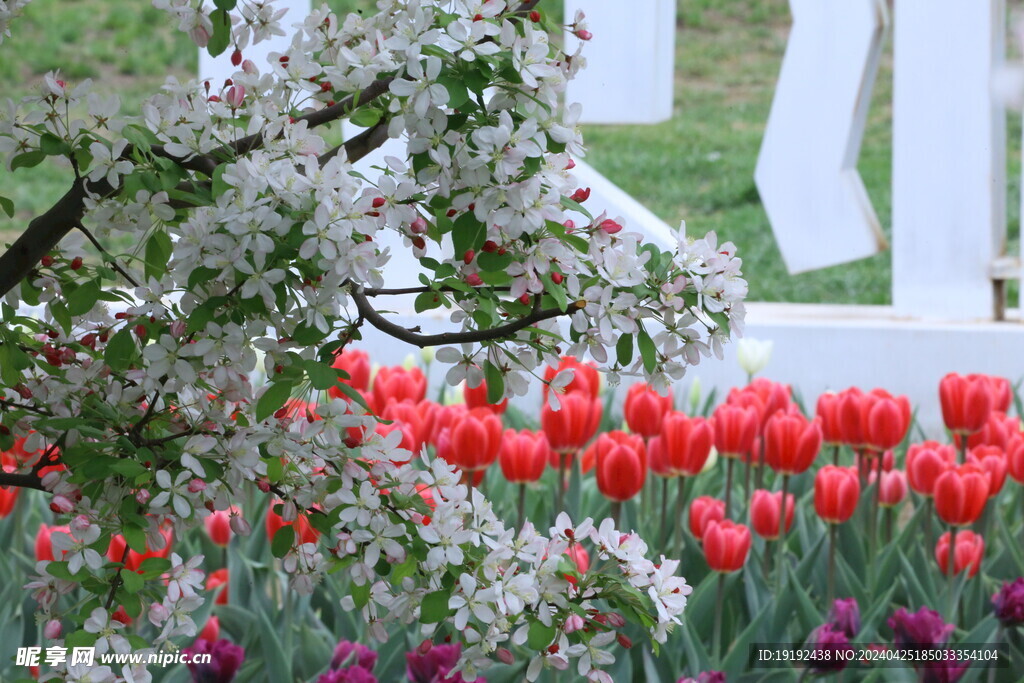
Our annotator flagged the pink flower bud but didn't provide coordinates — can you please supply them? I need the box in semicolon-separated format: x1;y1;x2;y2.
44;620;62;640
417;639;433;655
281;500;298;522
135;489;151;505
466;273;483;287
70;515;90;533
148;602;170;626
241;59;258;75
169;320;187;338
563;614;585;633
599;219;623;234
49;495;74;514
226;85;245;109
606;612;626;628
576;29;593;41
188;478;206;493
496;648;514;665
410;216;428;234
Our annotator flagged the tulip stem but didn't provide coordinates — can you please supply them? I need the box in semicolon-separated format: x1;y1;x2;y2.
712;572;726;664
555;452;567;518
924;498;934;549
827;523;837;604
775;474;790;594
987;625;1003;683
674;476;690;557
947;525;958;622
957;437;967;465
610;501;622;527
832;444;839;467
517;483;526;531
725;458;736;518
659;476;669;548
884;507;893;545
755;442;765;490
743;457;752;506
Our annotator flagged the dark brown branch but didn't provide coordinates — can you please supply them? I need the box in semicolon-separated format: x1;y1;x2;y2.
149;144;217;176
231;77;395;156
0;471;47;491
322;118;392;165
350;286;584;348
362;285;511;296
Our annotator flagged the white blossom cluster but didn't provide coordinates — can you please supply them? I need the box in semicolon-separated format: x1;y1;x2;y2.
0;0;31;42
0;0;744;680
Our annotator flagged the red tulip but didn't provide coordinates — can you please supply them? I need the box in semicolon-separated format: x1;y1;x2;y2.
369;366;426;414
872;469;908;507
422;402;466;446
816;392;844;445
436;407;502;473
749;489;794;540
764;411;823;475
967;445;1007;498
982;374;1012;413
712;403;759;458
861;389;911;452
265;504;321;545
703;520;752;572
933;464;990;526
837;387;866;448
541;392;602;454
107;526;174;572
581;430;645;473
935;530;984;578
327;348;371;397
689;496;726;540
198;615;220;642
0;483;19;518
543;357;600;400
35;524;70;562
207;567;229;605
814;466;860;524
566;544;590;574
725;389;766;431
204;509;233;547
1008;435;1024;484
743;378;792;428
623;383;673;439
499;429;551;483
905;441;956;497
956;412;1021;451
594;434;647;502
939;373;994;435
464;379;508;414
651;412;714;477
380;399;426;455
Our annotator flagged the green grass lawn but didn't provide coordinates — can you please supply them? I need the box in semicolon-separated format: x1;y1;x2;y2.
1;0;1019;304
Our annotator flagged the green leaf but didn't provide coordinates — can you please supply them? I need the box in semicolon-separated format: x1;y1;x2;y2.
349;108;382;128
258;610;294;683
526;620;556;649
207;9;232;57
40;133;70;156
50;301;72;334
66;279;101;316
120;568;144;594
0;195;13;218
256;380;294;422
615;334;634;367
451;211;486;258
483;360;504;405
121;125;153;154
304;358;341;390
637;326;657;374
104;328;137;372
123;524;148;554
560;195;593;220
10;150;46;170
144;231;173;281
270;523;295;559
213;0;236;9
334;381;371;412
414;290;443;313
420;590;451;623
437;74;468;108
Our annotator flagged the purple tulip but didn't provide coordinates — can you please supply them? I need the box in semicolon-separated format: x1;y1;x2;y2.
676;672;726;683
184;639;245;683
317;668;378;683
331;640;378;672
993;577;1024;627
827;598;860;638
887;607;955;649
919;656;969;683
807;624;854;673
406;643;482;683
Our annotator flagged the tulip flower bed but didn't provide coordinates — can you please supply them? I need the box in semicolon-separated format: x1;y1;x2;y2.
3;354;1024;682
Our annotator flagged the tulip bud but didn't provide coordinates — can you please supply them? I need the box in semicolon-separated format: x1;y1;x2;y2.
736;338;773;378
702;520;752;573
935;530;984;578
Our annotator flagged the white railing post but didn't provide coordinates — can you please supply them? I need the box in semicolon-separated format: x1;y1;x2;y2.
563;0;676;124
892;0;1006;321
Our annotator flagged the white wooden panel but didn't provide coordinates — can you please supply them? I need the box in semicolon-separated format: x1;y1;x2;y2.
563;0;676;124
198;0;311;85
754;0;888;274
892;0;1006;320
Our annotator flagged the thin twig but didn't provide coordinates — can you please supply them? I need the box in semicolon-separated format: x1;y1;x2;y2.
74;220;141;288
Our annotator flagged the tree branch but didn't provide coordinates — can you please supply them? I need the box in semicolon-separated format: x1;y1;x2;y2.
75;220;141;288
321;118;392;166
231;77;395;156
350;286;584;348
0;471;47;491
